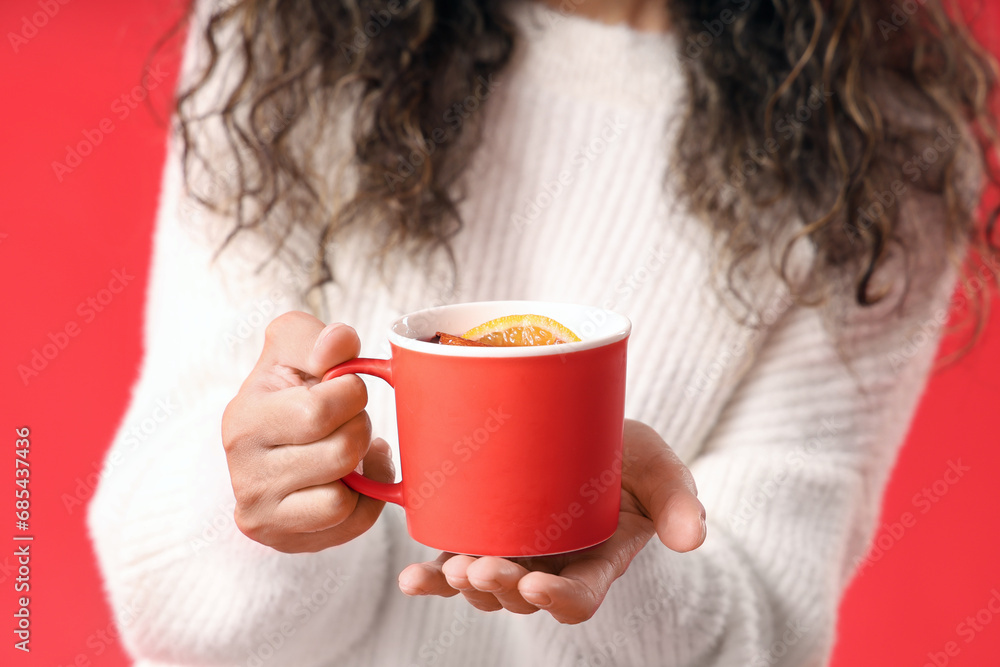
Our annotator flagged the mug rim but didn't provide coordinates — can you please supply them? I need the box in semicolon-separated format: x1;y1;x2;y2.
388;300;631;357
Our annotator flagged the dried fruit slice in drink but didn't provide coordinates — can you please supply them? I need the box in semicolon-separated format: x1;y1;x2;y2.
459;314;581;347
436;332;488;347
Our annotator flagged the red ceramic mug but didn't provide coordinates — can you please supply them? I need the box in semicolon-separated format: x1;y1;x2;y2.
322;301;630;557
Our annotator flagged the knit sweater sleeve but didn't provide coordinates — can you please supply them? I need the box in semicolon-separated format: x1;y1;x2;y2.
539;223;960;666
86;1;397;661
85;136;394;666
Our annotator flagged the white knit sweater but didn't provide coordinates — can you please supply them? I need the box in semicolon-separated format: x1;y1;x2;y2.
88;2;964;666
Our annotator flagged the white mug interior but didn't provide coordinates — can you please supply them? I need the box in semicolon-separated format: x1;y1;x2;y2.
389;300;631;357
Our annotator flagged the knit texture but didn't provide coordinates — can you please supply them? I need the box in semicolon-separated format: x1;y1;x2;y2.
88;2;962;665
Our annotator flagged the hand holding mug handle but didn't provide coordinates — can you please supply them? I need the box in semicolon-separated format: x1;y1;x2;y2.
221;314;393;554
323;359;403;506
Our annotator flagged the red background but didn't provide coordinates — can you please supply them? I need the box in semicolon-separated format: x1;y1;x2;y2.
1;1;998;665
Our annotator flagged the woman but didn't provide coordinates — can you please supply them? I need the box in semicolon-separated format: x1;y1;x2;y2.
89;0;997;665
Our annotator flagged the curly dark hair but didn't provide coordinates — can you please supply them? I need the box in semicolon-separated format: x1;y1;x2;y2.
174;0;999;327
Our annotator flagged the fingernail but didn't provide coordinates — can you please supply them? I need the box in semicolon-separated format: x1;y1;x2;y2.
399;583;423;596
316;322;342;348
469;577;501;593
700;515;708;545
398;574;423;596
523;590;551;607
371;439;391;455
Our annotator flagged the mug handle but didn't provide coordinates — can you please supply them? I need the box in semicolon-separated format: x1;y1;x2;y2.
321;358;403;506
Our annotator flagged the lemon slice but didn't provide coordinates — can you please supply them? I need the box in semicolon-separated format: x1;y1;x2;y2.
462;314;581;347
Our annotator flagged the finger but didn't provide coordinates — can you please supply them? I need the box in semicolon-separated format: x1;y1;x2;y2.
264;412;372;494
398;554;461;598
465;557;540;615
227;372;368;447
236;485;386;552
656;487;706;553
271;481;359;533
255;311;362;382
361;437;396;483
517;513;654;624
243;440;396;553
441;555;503;612
624;421;706;552
268;435;394;531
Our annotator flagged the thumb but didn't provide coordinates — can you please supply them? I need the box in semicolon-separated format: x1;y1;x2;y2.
624;421;707;553
651;481;706;553
360;437;396;484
